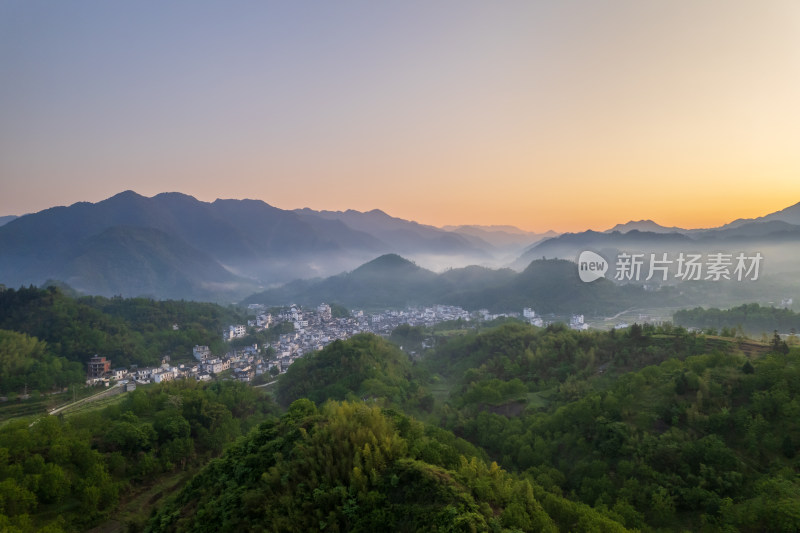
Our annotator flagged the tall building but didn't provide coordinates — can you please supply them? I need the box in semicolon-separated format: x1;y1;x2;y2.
317;303;332;321
87;355;111;379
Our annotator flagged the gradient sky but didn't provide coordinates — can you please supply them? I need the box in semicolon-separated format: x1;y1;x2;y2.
1;1;799;233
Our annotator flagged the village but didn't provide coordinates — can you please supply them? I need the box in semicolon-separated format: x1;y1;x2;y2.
85;303;590;389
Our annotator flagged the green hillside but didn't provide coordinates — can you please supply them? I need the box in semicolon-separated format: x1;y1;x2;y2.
0;380;277;532
2;290;800;532
147;400;629;533
674;303;800;336
275;333;432;412
428;324;799;531
0;286;241;372
61;225;256;300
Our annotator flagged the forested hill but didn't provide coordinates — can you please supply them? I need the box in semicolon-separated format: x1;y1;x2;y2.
147;399;629;533
424;323;800;531
275;333;432;412
152;322;800;532
243;255;668;314
0;381;278;532
674;303;800;336
3;290;800;532
0;286;241;371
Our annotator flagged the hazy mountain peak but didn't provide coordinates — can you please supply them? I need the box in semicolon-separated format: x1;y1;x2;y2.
0;215;18;227
212;197;275;209
106;190;145;201
153;191;201;202
722;200;800;229
355;253;420;272
443;224;533;235
605;219;686;234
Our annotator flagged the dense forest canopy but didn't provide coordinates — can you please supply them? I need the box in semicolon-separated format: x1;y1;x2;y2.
0;380;277;532
1;289;799;532
0;286;242;372
674;303;800;336
147;399;629;533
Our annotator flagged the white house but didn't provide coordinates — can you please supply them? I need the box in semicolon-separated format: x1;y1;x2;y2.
317;304;332;321
193;345;211;360
153;371;175;384
225;325;247;340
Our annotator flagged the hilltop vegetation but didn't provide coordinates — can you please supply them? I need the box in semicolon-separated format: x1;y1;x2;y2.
0;286;241;374
0;380;277;532
2;289;800;532
273;322;800;531
427;323;799;531
276;334;433;413
674;303;800;336
0;330;84;396
148;400;628;533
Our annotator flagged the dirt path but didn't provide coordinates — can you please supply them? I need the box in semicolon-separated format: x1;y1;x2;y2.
49;383;123;415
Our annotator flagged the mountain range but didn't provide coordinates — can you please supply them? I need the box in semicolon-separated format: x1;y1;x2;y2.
2;191;799;304
604;220;688;234
0;215;17;227
513;202;800;273
0;191;541;300
242;254;667;315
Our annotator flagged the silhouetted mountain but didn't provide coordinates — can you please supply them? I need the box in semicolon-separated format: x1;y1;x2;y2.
604;219;688;234
0;215;17;227
59;226;254;300
721;200;800;229
512;204;800;273
448;258;665;315
0;192;451;300
693;220;800;241
512;230;695;269
243;255;661;315
438;264;517;288
243;254;440;309
294;207;492;258
442;225;558;251
6;192;799;302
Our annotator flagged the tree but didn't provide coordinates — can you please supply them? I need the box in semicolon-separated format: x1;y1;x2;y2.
771;330;790;354
782;435;796;459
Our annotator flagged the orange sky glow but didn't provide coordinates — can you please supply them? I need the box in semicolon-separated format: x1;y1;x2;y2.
1;1;799;233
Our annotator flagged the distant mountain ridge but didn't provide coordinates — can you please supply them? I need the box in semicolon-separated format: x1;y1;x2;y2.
242;253;663;315
0;191;531;300
513;201;800;272
0;215;17;227
604;219;688;234
442;225;558;251
720;200;800;229
293;207;493;258
0;190;381;299
3;191;798;302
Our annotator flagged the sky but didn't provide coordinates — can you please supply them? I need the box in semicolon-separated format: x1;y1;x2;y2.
1;1;799;233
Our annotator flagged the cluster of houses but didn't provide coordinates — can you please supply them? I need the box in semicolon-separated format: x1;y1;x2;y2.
570;314;589;331
243;303;476;373
87;302;595;388
86;343;268;390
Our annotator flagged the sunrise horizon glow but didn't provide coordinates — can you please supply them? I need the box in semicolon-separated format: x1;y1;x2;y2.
2;1;799;234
